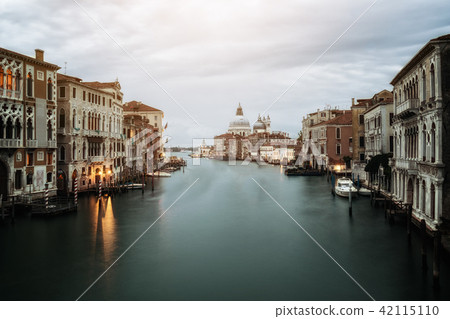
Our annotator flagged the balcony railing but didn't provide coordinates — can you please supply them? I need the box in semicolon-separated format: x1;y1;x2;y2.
394;158;418;172
396;98;419;116
88;156;105;163
0;138;21;147
57;127;66;135
26;139;38;148
47;140;57;148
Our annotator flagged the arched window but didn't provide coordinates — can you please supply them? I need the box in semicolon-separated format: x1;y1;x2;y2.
83;142;86;159
6;69;13;90
6;117;13;139
422;124;427;161
15;70;21;92
72;142;76;161
82;111;86;129
0;115;4;139
27;118;33;140
59;108;65;128
47;120;52;141
430;64;435;98
15;170;22;189
27;72;33;97
102;115;105;131
422;70;426;102
47;172;52;183
0;67;4;88
431;123;436;163
421;180;426;214
415;179;420;209
60;146;66;161
15;118;21;139
430;183;435;219
72;111;76;128
47;78;53;100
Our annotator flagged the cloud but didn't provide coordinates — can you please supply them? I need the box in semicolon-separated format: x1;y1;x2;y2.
2;0;450;145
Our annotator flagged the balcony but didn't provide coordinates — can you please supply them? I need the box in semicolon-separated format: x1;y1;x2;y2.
47;140;57;148
72;128;81;135
57;127;66;135
26;139;38;148
0;138;21;148
394;158;418;174
396;99;419;119
88;156;105;163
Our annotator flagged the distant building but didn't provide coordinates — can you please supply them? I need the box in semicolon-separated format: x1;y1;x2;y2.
123;101;164;158
363;92;394;158
123;113;159;177
217;104;292;163
0;48;59;200
351;90;393;182
309;111;353;169
390;34;450;230
227;103;252;136
302;107;344;145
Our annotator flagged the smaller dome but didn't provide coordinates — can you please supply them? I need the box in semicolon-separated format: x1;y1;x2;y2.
253;120;266;130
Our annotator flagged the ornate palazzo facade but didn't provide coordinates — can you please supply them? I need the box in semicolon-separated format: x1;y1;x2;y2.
390;35;450;230
0;48;59;200
56;74;125;192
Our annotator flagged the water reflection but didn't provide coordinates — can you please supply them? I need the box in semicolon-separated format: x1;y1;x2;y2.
95;196;117;263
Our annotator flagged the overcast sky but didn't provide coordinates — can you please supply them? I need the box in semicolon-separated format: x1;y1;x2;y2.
2;0;450;146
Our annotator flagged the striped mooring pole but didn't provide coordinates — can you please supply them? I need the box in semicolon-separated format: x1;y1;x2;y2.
74;177;78;206
99;179;102;198
45;184;49;211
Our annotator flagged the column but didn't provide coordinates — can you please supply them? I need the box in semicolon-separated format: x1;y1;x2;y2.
435;182;443;221
436;119;443;164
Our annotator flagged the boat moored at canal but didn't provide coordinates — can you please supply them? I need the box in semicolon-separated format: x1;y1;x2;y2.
334;178;357;198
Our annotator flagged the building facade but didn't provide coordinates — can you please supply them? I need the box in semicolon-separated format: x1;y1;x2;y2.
302;107;344;145
363;94;394;158
1;48;59;200
56;74;125;192
123;100;164;159
390;34;450;230
309;111;353;169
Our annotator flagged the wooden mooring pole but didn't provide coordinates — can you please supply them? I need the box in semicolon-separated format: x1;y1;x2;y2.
421;219;428;271
433;229;441;289
348;188;352;216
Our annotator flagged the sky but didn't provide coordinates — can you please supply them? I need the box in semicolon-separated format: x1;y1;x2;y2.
2;0;450;146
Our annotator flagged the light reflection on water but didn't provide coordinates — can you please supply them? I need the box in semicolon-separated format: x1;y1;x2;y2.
0;153;449;301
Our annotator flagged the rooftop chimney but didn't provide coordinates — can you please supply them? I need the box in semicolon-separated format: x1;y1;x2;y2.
351;98;355;106
35;49;44;61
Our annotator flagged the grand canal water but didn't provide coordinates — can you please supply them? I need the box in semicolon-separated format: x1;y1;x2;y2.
1;153;450;301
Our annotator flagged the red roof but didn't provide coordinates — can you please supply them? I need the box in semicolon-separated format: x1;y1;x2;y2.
82;81;117;89
57;73;82;83
123;100;162;112
311;111;352;127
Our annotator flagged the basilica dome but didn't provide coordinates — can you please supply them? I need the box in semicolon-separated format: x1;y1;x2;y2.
228;103;251;136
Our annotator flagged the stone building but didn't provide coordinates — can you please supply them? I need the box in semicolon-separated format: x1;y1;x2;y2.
56;74;125;192
123;113;159;178
123;101;164;160
308;111;353;169
363;91;394;158
301;107;344;145
227;103;252;137
0;48;59;200
390;34;450;230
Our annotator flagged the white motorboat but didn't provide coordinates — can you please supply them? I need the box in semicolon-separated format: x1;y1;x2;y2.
334;178;358;198
358;187;372;196
148;171;171;177
127;183;145;190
